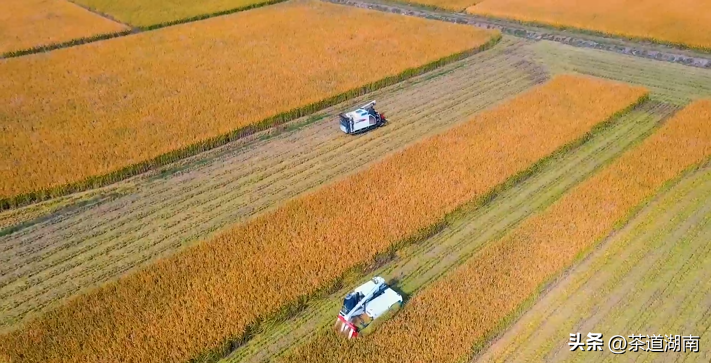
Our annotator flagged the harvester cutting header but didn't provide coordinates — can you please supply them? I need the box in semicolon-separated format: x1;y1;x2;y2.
339;100;387;134
335;276;403;339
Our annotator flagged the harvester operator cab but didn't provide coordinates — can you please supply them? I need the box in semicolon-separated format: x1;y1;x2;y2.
340;291;365;317
339;100;387;135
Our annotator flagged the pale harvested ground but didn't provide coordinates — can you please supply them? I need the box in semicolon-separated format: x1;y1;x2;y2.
475;165;711;363
0;37;543;332
2;34;711;345
223;101;677;363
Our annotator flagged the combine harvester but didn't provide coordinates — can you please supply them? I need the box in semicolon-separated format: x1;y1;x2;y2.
335;276;403;339
339;100;387;134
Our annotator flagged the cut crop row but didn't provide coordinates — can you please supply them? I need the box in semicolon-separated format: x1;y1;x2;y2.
278;99;711;363
0;75;647;363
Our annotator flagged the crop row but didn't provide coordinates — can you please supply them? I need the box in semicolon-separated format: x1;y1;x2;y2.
0;0;498;209
277;99;711;363
0;75;647;363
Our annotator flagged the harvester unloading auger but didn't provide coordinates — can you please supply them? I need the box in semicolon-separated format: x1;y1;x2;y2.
335;276;403;339
339;100;387;135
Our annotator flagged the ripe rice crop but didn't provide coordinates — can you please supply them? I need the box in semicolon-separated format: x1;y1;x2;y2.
467;0;711;50
73;0;279;27
0;75;647;363
0;0;128;54
0;0;497;208
279;100;711;363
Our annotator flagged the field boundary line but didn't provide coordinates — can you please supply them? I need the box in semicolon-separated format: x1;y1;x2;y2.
64;0;136;29
323;0;711;69
1;29;135;58
190;92;649;363
0;36;500;211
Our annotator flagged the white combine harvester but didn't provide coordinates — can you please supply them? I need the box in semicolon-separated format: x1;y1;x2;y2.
339;100;387;135
335;276;403;339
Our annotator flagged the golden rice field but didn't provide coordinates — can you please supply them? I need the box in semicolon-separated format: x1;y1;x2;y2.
4;0;711;361
73;0;276;26
0;0;128;54
0;75;647;363
277;99;711;363
0;0;497;203
467;0;711;50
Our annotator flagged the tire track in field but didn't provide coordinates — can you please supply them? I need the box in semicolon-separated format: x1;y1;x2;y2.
222;102;677;363
474;165;711;363
0;37;545;331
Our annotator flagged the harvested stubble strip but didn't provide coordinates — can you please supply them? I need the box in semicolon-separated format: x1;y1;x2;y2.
0;75;647;363
0;0;497;206
0;0;128;54
278;100;711;363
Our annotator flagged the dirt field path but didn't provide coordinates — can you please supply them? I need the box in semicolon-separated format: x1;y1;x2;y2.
221;101;678;363
0;37;545;332
474;165;711;363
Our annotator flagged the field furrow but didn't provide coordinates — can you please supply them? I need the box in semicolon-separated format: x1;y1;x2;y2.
224;101;676;363
0;37;541;332
476;165;711;363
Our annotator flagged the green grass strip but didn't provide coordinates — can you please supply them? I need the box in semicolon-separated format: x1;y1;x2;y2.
1;30;135;58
